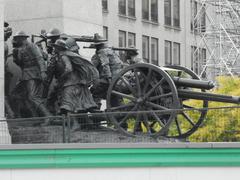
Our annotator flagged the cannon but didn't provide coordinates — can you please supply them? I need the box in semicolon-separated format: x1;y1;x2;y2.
105;63;240;139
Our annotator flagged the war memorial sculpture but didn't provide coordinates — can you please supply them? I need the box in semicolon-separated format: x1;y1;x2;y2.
4;22;240;142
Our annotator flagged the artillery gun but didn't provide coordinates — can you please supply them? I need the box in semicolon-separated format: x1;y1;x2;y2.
105;63;240;139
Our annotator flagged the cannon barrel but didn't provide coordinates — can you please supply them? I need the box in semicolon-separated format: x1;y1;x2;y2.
178;89;240;104
172;77;215;90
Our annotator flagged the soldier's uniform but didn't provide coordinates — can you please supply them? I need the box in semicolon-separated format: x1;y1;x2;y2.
12;31;51;118
47;39;97;114
91;44;123;108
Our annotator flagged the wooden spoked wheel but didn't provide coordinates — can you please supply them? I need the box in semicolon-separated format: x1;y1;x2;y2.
164;65;208;139
106;63;180;137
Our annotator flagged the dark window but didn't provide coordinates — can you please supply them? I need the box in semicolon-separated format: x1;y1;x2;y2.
151;38;158;65
164;0;171;26
128;32;136;47
103;26;108;40
173;0;180;27
165;40;172;65
151;0;158;22
173;42;180;65
119;0;127;15
191;0;206;33
119;30;127;61
142;0;149;20
102;0;108;11
142;35;150;63
128;0;135;17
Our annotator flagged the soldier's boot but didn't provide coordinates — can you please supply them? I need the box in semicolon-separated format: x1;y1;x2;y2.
38;104;52;126
5;97;15;119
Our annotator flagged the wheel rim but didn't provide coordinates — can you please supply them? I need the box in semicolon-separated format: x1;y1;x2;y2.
107;63;180;137
164;65;208;139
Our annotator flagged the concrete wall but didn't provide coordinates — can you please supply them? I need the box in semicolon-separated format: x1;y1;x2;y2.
1;167;240;180
62;0;103;59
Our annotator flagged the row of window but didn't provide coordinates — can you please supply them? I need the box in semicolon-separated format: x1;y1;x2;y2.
103;26;206;74
102;0;180;28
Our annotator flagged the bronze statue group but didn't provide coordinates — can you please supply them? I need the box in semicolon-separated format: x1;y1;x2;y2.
4;22;140;129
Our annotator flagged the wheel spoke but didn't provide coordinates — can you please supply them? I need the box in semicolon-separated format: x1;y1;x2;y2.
149;92;173;101
181;112;195;126
151;111;165;127
119;104;138;126
144;78;164;99
143;69;152;94
109;103;134;111
120;77;136;95
134;68;141;97
143;113;151;134
175;118;182;136
133;113;141;134
111;90;136;101
145;101;168;110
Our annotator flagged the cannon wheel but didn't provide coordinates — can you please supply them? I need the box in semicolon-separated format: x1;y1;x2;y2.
164;65;208;139
106;63;180;137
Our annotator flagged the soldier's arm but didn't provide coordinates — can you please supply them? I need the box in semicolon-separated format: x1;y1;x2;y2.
30;43;47;72
98;52;112;79
61;55;73;78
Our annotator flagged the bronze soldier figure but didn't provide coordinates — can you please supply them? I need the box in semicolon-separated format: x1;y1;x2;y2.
90;36;123;109
46;28;61;55
65;37;80;54
4;21;15;118
47;39;98;118
12;31;51;121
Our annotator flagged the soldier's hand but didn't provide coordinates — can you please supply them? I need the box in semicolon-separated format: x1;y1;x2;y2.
41;72;47;81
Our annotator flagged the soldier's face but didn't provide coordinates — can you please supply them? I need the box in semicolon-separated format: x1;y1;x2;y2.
12;37;24;48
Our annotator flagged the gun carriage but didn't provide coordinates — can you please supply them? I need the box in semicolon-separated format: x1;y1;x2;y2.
30;34;240;139
105;63;240;139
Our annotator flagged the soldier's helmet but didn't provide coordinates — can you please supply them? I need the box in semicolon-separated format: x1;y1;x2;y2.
51;39;68;50
90;33;107;48
4;21;9;27
13;31;29;38
46;28;61;38
65;37;79;52
127;45;139;56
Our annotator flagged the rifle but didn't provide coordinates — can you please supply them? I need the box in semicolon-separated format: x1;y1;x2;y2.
83;46;138;52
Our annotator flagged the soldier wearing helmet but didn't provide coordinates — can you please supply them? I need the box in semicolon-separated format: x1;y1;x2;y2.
47;40;97;121
90;34;123;109
12;31;51;120
46;28;61;54
125;45;142;65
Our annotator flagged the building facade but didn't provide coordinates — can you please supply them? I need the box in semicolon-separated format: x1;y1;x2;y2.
102;0;206;71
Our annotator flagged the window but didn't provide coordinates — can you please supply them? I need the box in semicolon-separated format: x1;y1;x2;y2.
151;38;158;65
191;46;206;76
119;0;135;17
142;0;158;22
151;0;158;22
102;0;108;11
128;0;135;17
128;32;136;47
173;0;180;27
165;41;172;65
164;0;180;27
142;35;150;63
165;41;181;65
191;0;206;33
103;26;108;40
142;0;149;20
119;0;127;15
119;30;127;61
164;0;172;26
173;42;180;65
